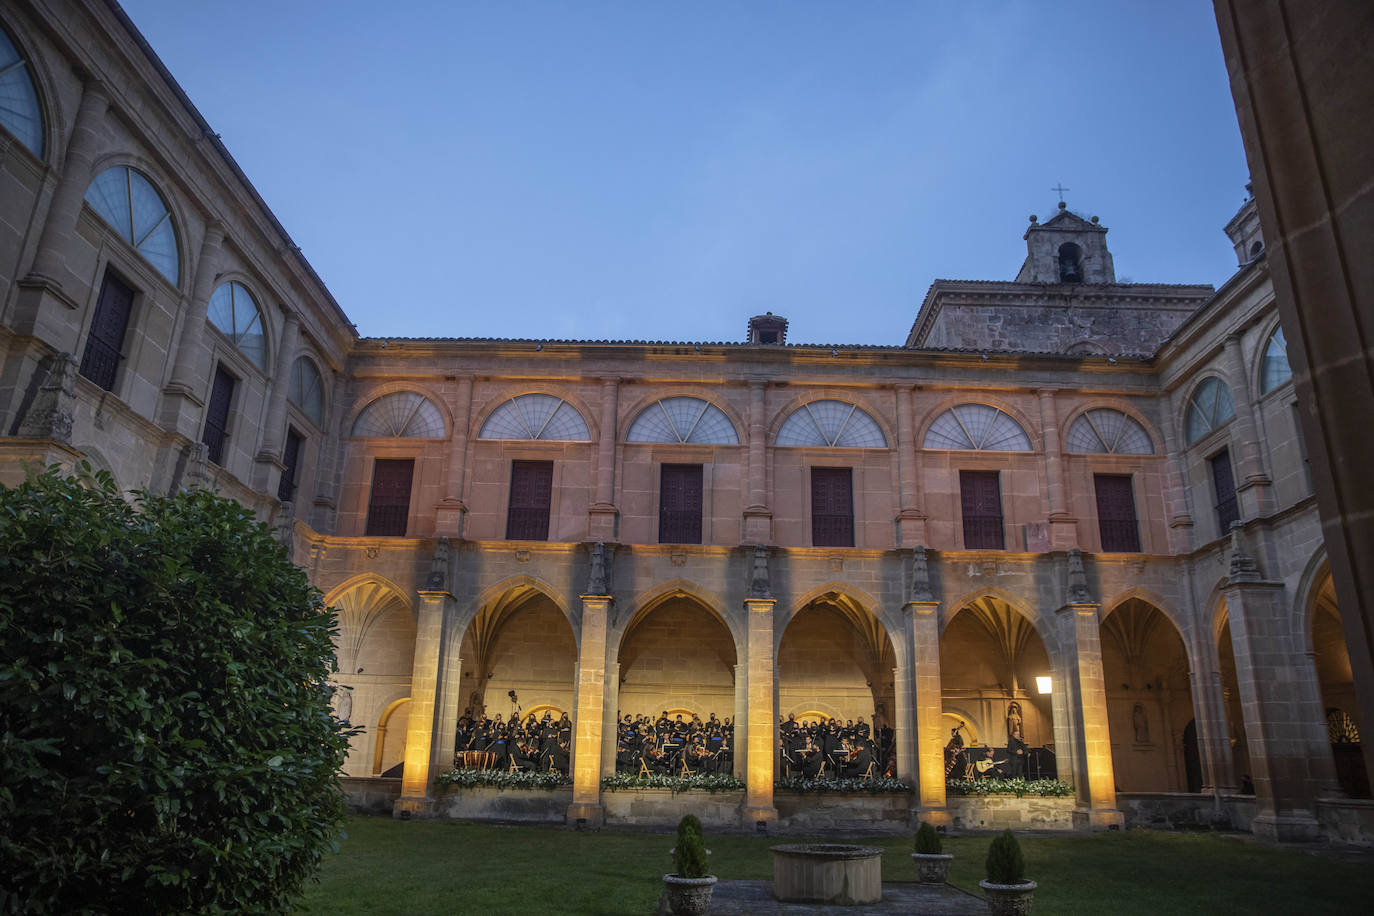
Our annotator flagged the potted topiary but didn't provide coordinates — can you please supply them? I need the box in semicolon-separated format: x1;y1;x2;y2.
979;829;1036;915
663;814;716;915
912;820;953;884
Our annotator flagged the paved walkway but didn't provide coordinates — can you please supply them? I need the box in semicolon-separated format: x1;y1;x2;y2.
661;880;987;914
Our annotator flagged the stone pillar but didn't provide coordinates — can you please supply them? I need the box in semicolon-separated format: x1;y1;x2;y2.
601;661;620;777
1188;647;1239;795
158;220;226;435
588;377;619;541
253;308;301;492
568;595;611;826
742;379;772;543
893;658;914;785
1158;392;1195;555
1222;334;1273;517
396;588;456;816
905;598;948;824
894;386;928;545
1057;600;1124;828
435;375;473;537
1039;389;1078;549
733;663;747;779
743;596;777;824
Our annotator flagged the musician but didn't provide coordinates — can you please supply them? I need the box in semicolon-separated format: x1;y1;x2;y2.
840;737;873;778
796;736;824;778
854;717;871;741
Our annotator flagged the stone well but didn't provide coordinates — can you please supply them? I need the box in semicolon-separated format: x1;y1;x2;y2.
770;844;883;905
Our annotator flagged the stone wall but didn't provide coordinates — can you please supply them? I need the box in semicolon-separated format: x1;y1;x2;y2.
1315;798;1374;848
433;786;573;823
342;776;402;816
945;795;1077;831
601;789;745;829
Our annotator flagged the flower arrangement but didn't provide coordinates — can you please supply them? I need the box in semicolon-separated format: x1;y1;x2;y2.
946;777;1073;797
600;772;745;793
436;768;571;790
775;775;913;794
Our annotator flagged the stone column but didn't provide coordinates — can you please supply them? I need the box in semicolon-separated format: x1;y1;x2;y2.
905;597;948;823
588;377;619;541
253;308;301;492
1188;647;1239;795
1039;389;1078;549
733;663;747;779
1057;600;1124;828
396;587;456;816
1158;392;1195;555
743;596;778;824
1222;334;1273;517
742;379;772;543
158;220;226;435
568;595;611;826
894;386;928;545
435;375;473;537
601;661;620;777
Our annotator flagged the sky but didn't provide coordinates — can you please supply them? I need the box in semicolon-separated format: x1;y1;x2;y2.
117;1;1252;346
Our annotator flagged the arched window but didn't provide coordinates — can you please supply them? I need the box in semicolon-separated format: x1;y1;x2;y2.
207;281;267;370
289;356;325;426
776;400;886;448
351;392;445;438
0;24;43;157
626;397;738;444
479;394;589;441
1058;243;1083;283
1066;408;1154;455
1260;326;1293;394
1184;377;1236;445
923;404;1032;451
84;167;179;284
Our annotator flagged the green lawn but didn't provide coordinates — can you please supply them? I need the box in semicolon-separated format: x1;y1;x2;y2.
298;816;1369;915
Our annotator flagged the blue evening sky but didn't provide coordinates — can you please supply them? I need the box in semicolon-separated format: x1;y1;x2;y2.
117;1;1250;345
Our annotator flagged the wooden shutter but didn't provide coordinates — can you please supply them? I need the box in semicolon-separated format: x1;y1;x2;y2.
659;464;703;544
811;467;854;547
1210;450;1239;534
960;470;1004;549
506;460;553;540
79;270;135;391
277;428;303;503
201;365;235;465
1094;474;1140;552
365;458;415;537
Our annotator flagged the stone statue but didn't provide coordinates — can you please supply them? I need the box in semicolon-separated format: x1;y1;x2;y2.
17;352;77;443
1005;701;1024;743
586;541;609;596
1132;703;1149;744
1005;701;1027;778
910;546;934;602
425;537;451;591
749;544;770;598
1066;548;1092;604
330;684;353;726
1228;524;1261;581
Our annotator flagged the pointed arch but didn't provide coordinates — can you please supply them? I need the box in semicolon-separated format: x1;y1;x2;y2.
1102;587;1190;651
941;586;1054;648
371;697;411;776
619;580;738;651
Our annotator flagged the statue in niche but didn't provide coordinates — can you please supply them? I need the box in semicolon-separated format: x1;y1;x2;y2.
1005;701;1027;777
425;537;451;591
1132;703;1150;744
330;684;353;726
586;541;608;596
749;545;770;598
910;546;934;602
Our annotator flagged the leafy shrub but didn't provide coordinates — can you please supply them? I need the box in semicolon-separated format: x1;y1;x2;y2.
601;772;744;793
437;768;571;790
985;829;1026;885
775;775;912;794
0;466;352;913
914;821;942;855
673;819;709;878
946;777;1073;797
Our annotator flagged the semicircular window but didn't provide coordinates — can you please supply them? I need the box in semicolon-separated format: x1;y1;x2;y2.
289;356;325;426
1260;326;1293;394
84;166;179;284
1184;377;1236;445
351;391;445;438
207;281;267;370
0;25;43;157
1066;408;1154;455
923;404;1032;451
479;394;590;441
776;400;886;448
627;397;739;444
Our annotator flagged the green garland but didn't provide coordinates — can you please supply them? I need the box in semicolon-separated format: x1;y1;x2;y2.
600;773;746;793
436;769;571;790
775;775;913;794
945;777;1074;797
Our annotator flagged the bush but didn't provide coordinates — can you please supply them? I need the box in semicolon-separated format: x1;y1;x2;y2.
0;466;352;913
914;821;942;855
673;815;708;878
985;829;1026;885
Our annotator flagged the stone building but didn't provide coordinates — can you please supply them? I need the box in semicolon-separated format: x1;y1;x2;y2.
1;1;1368;842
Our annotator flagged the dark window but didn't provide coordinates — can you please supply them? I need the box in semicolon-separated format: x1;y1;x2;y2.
202;364;235;465
278;428;303;503
1210;449;1239;535
506;460;553;541
1094;474;1140;552
1058;242;1083;283
960;470;1004;549
79;269;135;391
811;467;854;547
365;458;414;537
659;464;703;544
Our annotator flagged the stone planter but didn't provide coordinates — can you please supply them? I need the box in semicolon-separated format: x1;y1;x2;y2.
661;874;717;915
771;844;883;905
912;852;953;884
979;878;1036;916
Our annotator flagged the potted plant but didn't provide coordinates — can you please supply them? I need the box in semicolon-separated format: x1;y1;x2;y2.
979;829;1036;915
912;820;953;884
663;814;716;915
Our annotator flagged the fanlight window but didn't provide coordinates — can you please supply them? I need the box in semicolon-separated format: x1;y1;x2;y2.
84;167;179;284
776;400;886;448
0;25;43;157
207;281;267;370
289;356;325;426
479;394;590;441
1184;377;1236;445
351;392;445;438
923;404;1032;451
1260;326;1293;394
627;397;738;444
1066;409;1154;455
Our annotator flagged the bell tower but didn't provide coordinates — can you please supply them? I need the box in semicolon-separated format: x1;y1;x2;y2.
1015;201;1116;284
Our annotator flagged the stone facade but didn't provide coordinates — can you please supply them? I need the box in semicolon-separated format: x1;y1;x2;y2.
1;0;1367;842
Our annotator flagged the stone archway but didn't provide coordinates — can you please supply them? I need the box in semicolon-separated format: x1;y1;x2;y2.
1213;605;1251;789
1310;571;1370;797
616;594;738;722
459;583;577;728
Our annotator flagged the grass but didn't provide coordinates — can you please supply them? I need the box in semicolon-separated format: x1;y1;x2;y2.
298;816;1369;915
